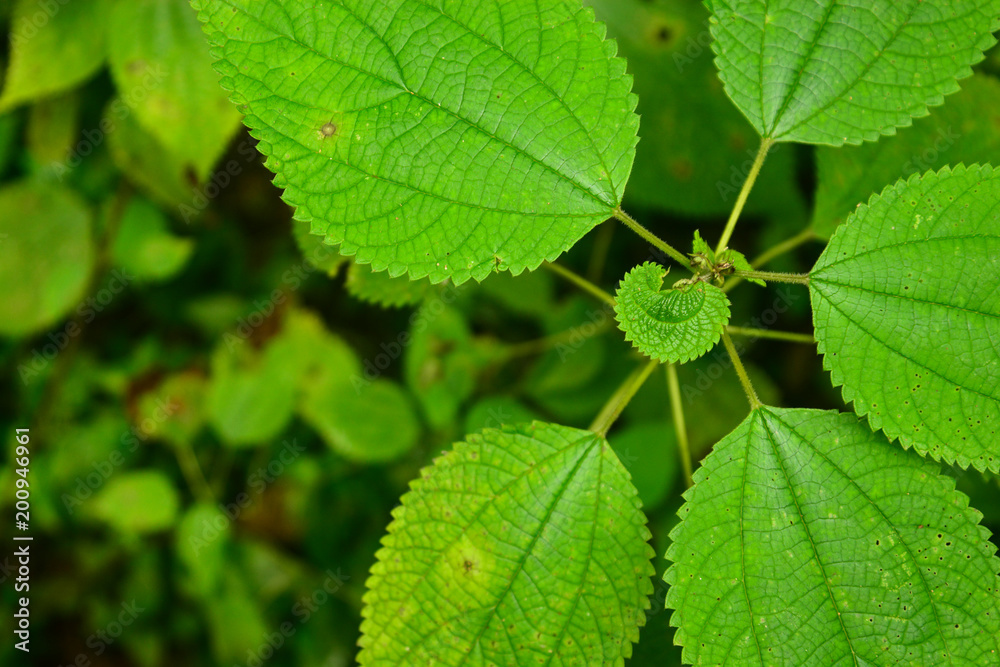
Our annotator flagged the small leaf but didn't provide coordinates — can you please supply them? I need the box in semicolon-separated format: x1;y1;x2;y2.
0;0;113;109
813;73;1000;238
811;164;1000;472
404;305;478;429
107;100;194;206
359;422;653;665
108;0;241;178
192;0;639;283
615;262;730;363
206;336;297;447
112;196;194;282
346;262;435;308
718;247;765;287
707;0;1000;145
300;375;419;464
90;470;180;534
26;90;80;166
0;179;94;337
666;408;1000;665
690;230;714;263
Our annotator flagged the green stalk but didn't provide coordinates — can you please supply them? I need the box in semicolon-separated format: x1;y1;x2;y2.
613;208;692;270
725;326;815;345
715;137;774;255
721;331;762;410
542;261;616;307
666;364;694;488
590;359;660;437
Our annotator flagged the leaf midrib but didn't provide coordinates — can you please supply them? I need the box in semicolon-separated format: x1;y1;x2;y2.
364;429;599;659
764;409;957;665
211;0;618;212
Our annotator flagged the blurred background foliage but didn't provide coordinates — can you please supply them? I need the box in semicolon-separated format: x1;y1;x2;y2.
0;0;998;665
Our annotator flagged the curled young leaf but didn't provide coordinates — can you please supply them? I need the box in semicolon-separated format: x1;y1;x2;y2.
614;262;730;363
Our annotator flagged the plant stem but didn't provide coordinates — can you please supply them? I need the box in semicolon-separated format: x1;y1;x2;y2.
590;359;659;437
666;364;694;488
587;219;616;283
752;228;815;268
175;445;214;504
725;325;815;345
542;261;616;307
613;207;692;270
732;269;810;285
715;137;774;255
504;319;614;358
721;331;762;410
725;228;817;293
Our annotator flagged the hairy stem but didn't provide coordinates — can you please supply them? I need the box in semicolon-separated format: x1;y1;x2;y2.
733;269;810;285
613;208;692;270
590;359;659;437
725;325;815;345
721;331;762;410
725;228;817;293
542;261;616;307
666;364;694;488
715;137;774;255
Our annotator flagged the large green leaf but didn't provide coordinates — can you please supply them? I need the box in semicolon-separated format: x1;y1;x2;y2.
666;408;1000;665
813;74;1000;238
586;0;805;219
706;0;1000;145
192;0;639;283
811;165;1000;472
0;179;94;337
615;262;730;363
0;0;113;110
359;422;653;665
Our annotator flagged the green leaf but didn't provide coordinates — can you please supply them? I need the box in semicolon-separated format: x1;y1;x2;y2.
586;0;805;218
108;0;241;178
192;0;639;283
300;375;419;464
134;371;206;447
706;0;1000;145
666;407;1000;665
614;262;730;363
346;261;435;308
813;73;1000;238
359;422;653;665
0;179;94;337
811;164;1000;472
404;305;477;429
206;335;297;447
89;470;180;534
26;90;80;167
106;99;194;206
112;196;194;282
0;0;112;110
